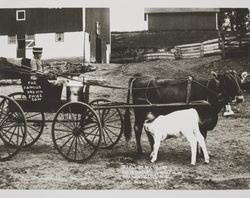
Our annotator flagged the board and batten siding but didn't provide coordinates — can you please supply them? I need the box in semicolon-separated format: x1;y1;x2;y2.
85;8;110;43
147;12;218;31
0;8;82;35
85;8;110;63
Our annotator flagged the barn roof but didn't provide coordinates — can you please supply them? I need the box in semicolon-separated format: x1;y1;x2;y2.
144;8;220;14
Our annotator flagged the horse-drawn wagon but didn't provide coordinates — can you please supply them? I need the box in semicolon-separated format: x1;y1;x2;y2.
0;59;247;163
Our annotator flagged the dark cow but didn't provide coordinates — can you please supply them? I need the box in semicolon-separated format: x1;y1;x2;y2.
124;70;248;154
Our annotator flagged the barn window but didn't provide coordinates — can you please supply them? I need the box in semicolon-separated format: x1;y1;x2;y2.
16;10;26;21
25;34;35;40
8;35;16;44
55;33;64;42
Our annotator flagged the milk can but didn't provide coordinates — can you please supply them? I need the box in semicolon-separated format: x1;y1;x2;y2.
66;78;84;102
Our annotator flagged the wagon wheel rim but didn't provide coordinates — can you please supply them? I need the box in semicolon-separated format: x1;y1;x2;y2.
9;92;45;147
0;95;27;161
51;102;102;163
90;99;123;149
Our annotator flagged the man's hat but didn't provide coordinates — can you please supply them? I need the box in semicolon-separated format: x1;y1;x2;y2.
33;46;43;53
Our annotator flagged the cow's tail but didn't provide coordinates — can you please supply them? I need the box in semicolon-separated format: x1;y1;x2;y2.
124;77;136;142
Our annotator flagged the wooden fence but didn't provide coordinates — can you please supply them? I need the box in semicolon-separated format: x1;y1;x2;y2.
219;31;250;57
174;38;222;59
111;31;250;63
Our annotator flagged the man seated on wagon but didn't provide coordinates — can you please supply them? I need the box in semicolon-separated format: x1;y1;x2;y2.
30;46;44;72
29;46;57;80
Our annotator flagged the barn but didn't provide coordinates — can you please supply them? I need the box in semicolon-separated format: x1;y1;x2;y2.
144;8;220;31
0;8;110;63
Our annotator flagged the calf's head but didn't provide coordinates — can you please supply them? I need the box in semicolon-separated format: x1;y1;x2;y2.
212;71;248;103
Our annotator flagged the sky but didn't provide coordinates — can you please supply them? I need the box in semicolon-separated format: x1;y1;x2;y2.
0;0;250;31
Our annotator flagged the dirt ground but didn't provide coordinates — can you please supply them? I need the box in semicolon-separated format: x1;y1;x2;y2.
0;56;250;189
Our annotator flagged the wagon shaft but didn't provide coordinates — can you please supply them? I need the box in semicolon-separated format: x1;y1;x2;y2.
92;100;211;110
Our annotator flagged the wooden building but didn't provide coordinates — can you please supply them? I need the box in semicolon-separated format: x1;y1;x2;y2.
144;8;220;31
0;8;110;63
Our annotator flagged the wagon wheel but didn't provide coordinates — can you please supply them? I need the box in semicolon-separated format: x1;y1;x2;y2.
90;99;123;149
51;102;102;163
0;95;27;161
9;92;45;147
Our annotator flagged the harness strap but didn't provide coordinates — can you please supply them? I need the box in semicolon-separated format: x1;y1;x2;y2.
186;76;192;104
144;79;154;105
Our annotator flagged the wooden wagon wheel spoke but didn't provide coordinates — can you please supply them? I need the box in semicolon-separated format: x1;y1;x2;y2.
0;112;10;126
105;118;122;124
82;123;98;131
9;125;18;144
78;136;87;157
74;113;80;128
1;125;19;140
101;128;108;146
0;128;18;146
68;108;77;128
61;111;75;130
0;100;5;112
104;126;120;139
103;110;118;123
102;109;111;122
89;127;99;143
0;127;24;139
17;127;21;146
105;124;121;130
25;129;36;142
26;124;41;134
66;136;76;158
55;133;73;141
59;134;74;150
25;113;42;119
80;109;91;120
103;126;120;138
66;112;75;129
74;137;78;160
103;128;114;144
1;123;24;129
78;135;87;145
86;123;99;133
0;115;14;128
56;119;74;131
54;128;72;133
19;125;26;136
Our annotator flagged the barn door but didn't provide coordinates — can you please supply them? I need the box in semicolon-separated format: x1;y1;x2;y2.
17;34;26;58
96;37;102;63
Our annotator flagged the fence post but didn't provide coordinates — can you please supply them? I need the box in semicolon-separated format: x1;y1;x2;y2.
221;32;226;58
239;33;242;47
174;47;182;60
218;30;221;48
200;43;204;57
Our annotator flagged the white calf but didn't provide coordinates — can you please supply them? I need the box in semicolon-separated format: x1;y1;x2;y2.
143;108;210;165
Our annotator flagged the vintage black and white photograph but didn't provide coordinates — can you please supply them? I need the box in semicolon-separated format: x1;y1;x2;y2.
0;0;249;192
